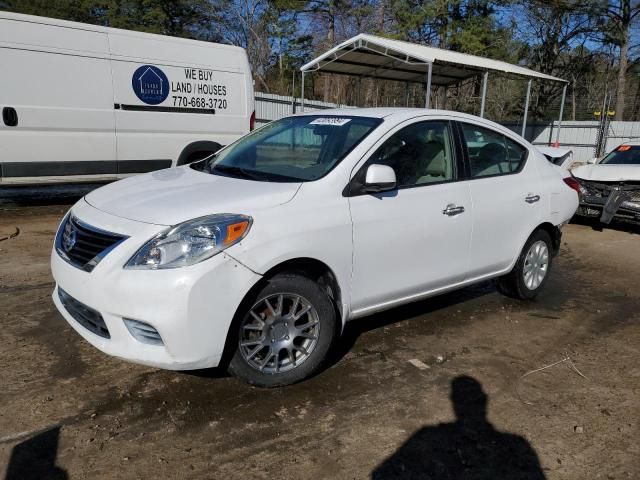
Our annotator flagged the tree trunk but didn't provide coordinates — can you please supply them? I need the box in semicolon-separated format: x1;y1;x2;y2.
614;36;629;120
615;0;631;121
323;1;336;102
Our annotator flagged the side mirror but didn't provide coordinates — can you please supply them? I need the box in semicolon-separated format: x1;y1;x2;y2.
364;164;396;193
587;157;599;165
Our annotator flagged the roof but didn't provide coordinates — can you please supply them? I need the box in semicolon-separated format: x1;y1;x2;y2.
301;33;567;85
293;107;527;139
296;107;409;118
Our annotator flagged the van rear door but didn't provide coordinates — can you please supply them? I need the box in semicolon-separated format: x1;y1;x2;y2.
0;17;116;183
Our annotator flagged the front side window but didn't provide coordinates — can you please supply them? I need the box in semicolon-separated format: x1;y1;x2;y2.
363;121;456;188
601;145;640;165
461;124;528;178
204;115;381;182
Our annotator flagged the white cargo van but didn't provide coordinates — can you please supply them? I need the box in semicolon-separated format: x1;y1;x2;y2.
0;12;255;185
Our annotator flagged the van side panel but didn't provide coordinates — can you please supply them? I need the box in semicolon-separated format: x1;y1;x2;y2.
108;32;250;173
0;18;116;183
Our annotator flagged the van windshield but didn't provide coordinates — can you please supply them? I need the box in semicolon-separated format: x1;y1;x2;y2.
205;115;381;182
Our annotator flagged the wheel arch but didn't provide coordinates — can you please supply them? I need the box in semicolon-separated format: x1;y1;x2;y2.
260;257;344;318
218;256;345;370
535;222;562;255
176;141;222;166
505;222;562;276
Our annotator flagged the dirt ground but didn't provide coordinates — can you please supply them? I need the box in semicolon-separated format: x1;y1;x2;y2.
1;186;639;480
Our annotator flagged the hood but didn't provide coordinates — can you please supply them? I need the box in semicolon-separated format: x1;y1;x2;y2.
85;166;301;225
572;164;640;183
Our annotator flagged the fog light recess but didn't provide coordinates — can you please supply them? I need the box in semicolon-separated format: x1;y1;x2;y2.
124;319;164;346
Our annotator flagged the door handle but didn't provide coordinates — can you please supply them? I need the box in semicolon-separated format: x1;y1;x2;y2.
442;204;465;216
525;194;540;204
2;107;18;127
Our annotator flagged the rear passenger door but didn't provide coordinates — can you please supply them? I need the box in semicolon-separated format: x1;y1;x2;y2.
457;122;543;279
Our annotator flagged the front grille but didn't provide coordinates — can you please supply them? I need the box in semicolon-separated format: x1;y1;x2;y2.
581;181;611;198
55;215;126;272
580;180;640;208
580;180;640;197
58;288;110;339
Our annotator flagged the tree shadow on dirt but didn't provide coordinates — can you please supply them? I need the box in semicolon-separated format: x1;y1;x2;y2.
0;184;105;208
371;375;546;480
4;427;68;480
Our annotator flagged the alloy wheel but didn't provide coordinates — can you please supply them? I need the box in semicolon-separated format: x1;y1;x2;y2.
239;293;320;374
523;240;549;290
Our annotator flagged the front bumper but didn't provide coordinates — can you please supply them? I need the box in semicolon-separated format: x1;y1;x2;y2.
575;179;640;225
51;199;261;370
577;196;640;225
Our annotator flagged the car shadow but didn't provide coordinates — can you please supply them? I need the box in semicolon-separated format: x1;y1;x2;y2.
371;375;546;479
4;427;68;480
186;281;496;381
327;281;496;369
572;215;640;235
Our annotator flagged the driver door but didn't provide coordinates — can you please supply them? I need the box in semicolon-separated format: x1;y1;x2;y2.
348;119;473;316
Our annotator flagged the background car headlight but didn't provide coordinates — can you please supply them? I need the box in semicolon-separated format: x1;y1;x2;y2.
125;214;252;269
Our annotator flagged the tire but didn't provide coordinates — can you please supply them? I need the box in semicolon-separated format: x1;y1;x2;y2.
228;273;337;387
497;229;553;300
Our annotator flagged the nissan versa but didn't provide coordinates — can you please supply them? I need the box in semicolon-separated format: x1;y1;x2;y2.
52;109;579;387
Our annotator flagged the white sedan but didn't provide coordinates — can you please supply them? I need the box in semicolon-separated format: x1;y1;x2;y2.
51;109;579;387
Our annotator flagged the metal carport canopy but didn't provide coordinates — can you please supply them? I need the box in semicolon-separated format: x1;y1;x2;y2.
300;33;569;141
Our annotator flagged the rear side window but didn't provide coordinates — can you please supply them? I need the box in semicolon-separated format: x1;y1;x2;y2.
460;124;528;178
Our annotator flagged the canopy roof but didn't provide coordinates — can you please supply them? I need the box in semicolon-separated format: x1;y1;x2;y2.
301;33;567;86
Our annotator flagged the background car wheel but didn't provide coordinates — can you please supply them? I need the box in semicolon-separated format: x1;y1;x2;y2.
228;273;337;387
497;229;553;300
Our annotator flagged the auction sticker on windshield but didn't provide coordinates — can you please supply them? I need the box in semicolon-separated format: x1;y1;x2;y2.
112;61;244;116
309;118;351;126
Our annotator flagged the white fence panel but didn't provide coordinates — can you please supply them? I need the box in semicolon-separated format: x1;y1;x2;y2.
490;120;640;162
255;92;640;163
255;92;348;127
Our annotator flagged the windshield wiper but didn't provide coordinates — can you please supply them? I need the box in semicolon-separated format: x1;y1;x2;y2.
211;164;303;182
211;164;268;181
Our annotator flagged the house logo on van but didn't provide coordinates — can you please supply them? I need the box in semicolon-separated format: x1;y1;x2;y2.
132;65;169;105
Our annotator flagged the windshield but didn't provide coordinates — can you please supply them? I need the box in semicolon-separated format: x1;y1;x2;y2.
205;115;381;182
601;145;640;165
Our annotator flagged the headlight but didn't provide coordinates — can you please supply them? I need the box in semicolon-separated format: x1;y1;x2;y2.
125;214;252;269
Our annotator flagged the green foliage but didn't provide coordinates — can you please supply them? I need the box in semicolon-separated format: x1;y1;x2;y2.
4;0;217;39
1;0;638;118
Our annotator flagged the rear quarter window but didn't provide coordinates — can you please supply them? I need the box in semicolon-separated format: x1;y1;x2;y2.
460;123;528;178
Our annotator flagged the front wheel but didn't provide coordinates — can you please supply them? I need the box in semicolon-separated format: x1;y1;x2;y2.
228;274;337;387
498;229;553;300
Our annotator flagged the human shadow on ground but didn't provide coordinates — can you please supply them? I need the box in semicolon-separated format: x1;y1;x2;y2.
4;427;68;480
372;376;546;480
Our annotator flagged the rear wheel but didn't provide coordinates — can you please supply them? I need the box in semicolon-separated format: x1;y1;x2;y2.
228;274;337;387
498;229;553;300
